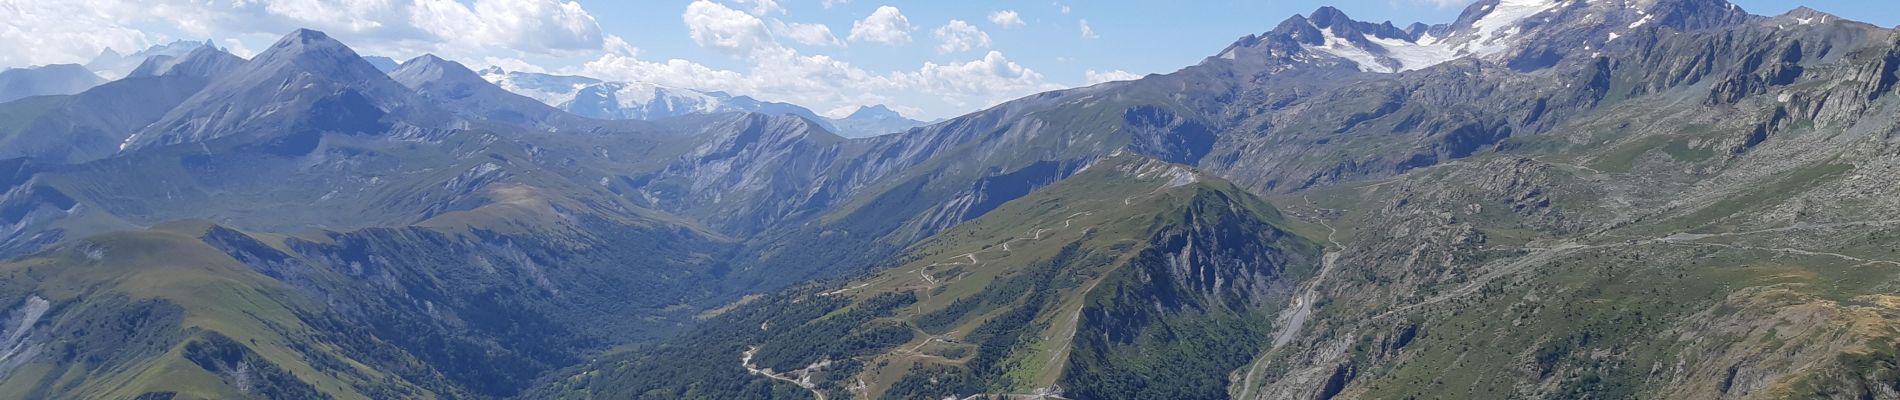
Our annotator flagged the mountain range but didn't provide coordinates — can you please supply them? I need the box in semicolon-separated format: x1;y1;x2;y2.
77;39;926;139
479;67;930;138
84;39;216;80
1;0;1899;399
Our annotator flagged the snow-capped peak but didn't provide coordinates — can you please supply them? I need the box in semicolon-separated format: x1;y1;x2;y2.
476;68;925;138
1261;0;1751;75
1459;0;1566;55
478;69;814;123
1776;6;1837;26
1288;1;1568;74
480;68;601;108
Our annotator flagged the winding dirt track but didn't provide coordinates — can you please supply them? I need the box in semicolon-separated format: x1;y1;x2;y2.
743;346;826;400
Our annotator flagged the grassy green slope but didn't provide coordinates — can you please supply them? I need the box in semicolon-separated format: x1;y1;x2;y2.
1229;46;1900;397
529;153;1321;399
0;225;435;399
0;176;738;399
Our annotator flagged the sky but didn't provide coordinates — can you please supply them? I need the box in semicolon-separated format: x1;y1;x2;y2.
0;0;1891;120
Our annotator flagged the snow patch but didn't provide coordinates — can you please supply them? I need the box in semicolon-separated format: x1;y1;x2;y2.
483;71;587;107
1295;0;1562;74
1628;13;1654;29
1460;0;1562;56
1366;35;1461;72
1310;29;1394;73
614;83;724;114
612;82;661;108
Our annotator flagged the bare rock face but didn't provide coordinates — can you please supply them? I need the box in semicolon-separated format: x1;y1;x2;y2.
633;113;845;232
0;295;50;379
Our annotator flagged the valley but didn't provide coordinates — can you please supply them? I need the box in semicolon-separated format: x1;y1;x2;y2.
1;0;1899;398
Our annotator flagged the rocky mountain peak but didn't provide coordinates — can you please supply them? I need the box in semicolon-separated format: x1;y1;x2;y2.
830;104;929;137
1307;6;1351;28
86;39;223;79
93;47;123;62
404;54;451;68
282;28;335;46
208;29;392;94
1221;0;1758;75
248;29;382;78
846;104;904;120
127;46;244;79
1310;7;1411;39
127;28;454;150
390;54;483;84
1626;0;1757;31
1775;6;1839;25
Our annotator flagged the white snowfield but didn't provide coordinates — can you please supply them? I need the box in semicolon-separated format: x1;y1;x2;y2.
481;69;728;118
1303;0;1566;73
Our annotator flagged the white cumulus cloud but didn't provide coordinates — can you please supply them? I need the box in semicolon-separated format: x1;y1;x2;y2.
734;0;784;16
580;43;1058;119
772;21;844;47
1079;19;1098;39
848;6;911;45
987;10;1024;28
0;0;610;68
1;0;1077;120
682;0;773;56
475;56;548;73
602;34;638;56
0;0;153;67
932;20;990;54
415;0;606;54
1085;69;1140;84
905;51;1062;107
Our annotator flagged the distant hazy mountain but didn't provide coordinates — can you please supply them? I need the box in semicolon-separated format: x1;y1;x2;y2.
476;68;928;137
0;64;102;103
391;54;651;133
479;68;835;126
126;29;459;150
0;46;244;164
828;104;929;137
84;39;218;80
126;46;246;79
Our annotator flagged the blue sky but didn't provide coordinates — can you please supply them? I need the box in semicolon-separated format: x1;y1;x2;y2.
573;0;1883;88
0;0;1890;119
557;0;1896;117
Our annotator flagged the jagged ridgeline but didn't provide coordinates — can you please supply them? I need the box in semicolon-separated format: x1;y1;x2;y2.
1;0;1900;398
528;154;1323;399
